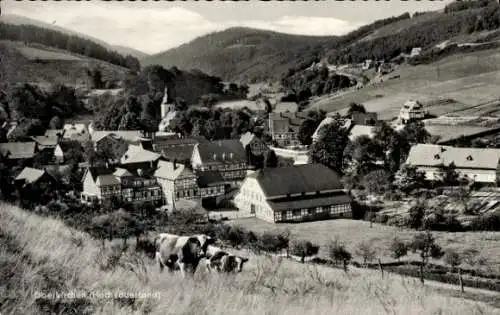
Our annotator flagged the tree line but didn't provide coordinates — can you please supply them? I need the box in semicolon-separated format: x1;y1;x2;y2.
280;67;357;103
0;22;141;71
92;64;250;132
326;2;500;64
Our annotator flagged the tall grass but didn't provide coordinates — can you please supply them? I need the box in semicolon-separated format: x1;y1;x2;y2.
0;203;498;315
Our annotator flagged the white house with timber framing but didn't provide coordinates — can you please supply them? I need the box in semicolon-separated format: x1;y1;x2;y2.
234;164;352;223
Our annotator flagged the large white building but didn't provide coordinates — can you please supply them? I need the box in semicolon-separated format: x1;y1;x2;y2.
405;144;500;184
234;164;352;223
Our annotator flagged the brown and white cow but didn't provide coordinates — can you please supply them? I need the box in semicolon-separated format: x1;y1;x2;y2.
205;245;249;273
154;233;214;278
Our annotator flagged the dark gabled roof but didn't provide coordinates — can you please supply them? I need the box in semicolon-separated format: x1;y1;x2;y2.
196;140;246;164
153;136;200;147
161;145;196;162
251;164;343;197
58;140;83;154
268;193;351;212
196;170;225;188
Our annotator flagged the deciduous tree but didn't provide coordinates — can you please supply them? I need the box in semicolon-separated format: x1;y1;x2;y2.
410;231;444;284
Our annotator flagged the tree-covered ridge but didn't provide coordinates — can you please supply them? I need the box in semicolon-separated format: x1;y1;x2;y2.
142;13;412;83
0;22;141;71
327;1;500;64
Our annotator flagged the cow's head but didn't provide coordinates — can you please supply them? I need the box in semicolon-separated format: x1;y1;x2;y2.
235;256;249;273
197;234;216;257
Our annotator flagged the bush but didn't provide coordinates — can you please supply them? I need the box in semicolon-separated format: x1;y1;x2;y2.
374;213;389;224
327;239;352;271
469;213;500;231
290;240;320;262
254;231;290;254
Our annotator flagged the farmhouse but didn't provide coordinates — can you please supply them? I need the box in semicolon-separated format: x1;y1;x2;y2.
151;135;203;164
234;164;352;223
120;144;163;169
351;111;378;126
410;47;422;57
44;129;65;139
31;135;58;152
399;100;425;124
268;112;307;147
62;123;90;142
154;160;199;205
0;142;37;164
54;141;83;164
191;140;248;184
81;166;164;206
405;144;500;184
240;132;269;156
196;170;226;199
90;131;144;162
14;167;56;188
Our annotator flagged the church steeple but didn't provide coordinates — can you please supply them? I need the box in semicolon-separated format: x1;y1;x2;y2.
160;86;174;118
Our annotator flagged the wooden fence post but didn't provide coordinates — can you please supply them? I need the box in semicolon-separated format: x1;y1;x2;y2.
378;258;384;278
458;268;464;293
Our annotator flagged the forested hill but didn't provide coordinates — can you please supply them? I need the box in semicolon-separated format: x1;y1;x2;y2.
143;0;500;83
1;14;149;60
141;27;339;84
0;22;141;71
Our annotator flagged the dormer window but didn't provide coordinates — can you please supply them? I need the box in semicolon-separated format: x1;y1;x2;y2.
466;155;473;161
434;154;440;160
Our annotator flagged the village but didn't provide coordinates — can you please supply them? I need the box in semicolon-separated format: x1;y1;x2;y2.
2;80;499;226
2;1;500;314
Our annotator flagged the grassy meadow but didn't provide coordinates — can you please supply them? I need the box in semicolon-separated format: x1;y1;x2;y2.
230;217;500;272
1;203;499;315
308;47;500;119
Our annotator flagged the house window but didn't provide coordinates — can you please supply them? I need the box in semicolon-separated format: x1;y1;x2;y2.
301;209;307;216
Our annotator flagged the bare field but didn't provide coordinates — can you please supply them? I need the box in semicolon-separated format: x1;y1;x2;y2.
230;217;500;271
309;48;500;119
1;203;499;314
215;99;261;110
16;45;84;61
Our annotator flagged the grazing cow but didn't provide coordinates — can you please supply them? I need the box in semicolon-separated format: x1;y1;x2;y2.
205;245;249;273
155;234;202;278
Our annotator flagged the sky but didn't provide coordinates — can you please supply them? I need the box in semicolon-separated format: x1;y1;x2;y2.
2;0;453;55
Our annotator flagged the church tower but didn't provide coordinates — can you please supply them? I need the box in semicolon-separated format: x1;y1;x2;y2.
160;87;175;119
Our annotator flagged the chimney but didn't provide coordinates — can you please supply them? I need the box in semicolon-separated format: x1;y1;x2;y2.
105;162;109;169
173;159;177;169
137;169;143;176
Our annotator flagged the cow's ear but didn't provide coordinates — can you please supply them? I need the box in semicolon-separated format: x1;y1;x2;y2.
241;257;249;263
